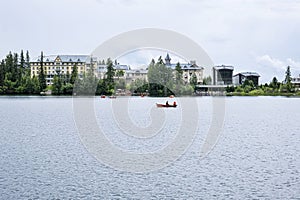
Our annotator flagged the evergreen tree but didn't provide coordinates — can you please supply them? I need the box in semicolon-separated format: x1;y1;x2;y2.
20;50;25;70
106;60;115;83
0;60;5;86
70;64;78;84
284;66;293;92
38;51;47;91
105;60;116;94
270;77;279;90
32;75;40;94
203;76;212;85
25;50;31;76
190;73;198;92
175;62;183;84
25;51;30;68
285;66;292;83
19;50;25;83
147;57;173;96
13;53;19;83
52;75;62;95
5;52;13;79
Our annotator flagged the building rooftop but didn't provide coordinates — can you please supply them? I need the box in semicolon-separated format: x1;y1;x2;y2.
126;69;148;74
214;65;234;70
234;72;260;77
32;55;92;63
114;64;130;71
166;63;204;70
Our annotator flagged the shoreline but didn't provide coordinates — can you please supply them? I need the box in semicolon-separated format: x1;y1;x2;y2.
1;94;300;98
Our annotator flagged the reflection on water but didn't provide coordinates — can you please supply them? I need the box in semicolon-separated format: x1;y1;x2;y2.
0;96;299;199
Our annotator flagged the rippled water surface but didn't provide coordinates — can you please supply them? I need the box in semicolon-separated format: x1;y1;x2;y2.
0;96;299;199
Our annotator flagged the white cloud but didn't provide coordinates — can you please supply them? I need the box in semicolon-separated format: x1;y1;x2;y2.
0;0;300;84
256;55;300;82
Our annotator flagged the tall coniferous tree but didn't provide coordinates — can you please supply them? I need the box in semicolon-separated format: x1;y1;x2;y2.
175;62;183;84
12;53;19;82
70;64;78;84
19;50;25;83
25;50;30;76
39;51;47;91
285;66;293;92
0;60;5;86
20;50;25;70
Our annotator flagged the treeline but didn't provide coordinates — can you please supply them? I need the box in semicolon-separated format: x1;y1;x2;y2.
73;56;199;96
0;51;118;95
0;50;41;94
129;56;198;97
0;51;205;96
226;66;300;96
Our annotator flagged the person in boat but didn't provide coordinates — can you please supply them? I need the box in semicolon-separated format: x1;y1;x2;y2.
166;101;169;106
173;101;176;106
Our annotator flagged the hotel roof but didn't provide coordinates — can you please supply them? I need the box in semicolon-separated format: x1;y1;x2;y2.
32;55;92;63
166;63;204;70
234;72;260;77
214;65;234;70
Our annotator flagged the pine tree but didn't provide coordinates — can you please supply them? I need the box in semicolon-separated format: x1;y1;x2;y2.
284;66;293;92
25;51;30;68
70;64;78;84
106;61;115;84
0;60;5;86
25;50;31;76
20;50;25;70
52;75;62;95
190;73;198;92
38;51;47;91
285;66;292;83
175;62;183;84
12;53;19;83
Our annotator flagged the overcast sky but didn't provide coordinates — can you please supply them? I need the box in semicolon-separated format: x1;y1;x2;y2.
1;0;300;83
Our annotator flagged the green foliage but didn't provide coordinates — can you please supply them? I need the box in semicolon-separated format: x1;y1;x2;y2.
174;62;183;84
226;85;235;93
115;79;126;90
96;79;108;95
190;73;198;92
116;70;124;79
51;75;62;95
203;76;212;85
38;51;47;91
105;61;116;93
284;66;294;92
129;78;148;94
249;89;265;96
270;77;280;90
147;58;174;96
62;83;73;95
70;64;78;85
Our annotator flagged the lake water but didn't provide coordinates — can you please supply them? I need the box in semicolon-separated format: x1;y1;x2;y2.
0;96;299;199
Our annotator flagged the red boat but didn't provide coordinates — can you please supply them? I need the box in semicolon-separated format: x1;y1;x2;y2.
156;103;177;108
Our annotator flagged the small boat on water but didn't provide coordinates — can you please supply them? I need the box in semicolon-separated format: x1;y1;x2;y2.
101;95;106;98
109;96;117;99
156;103;177;108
